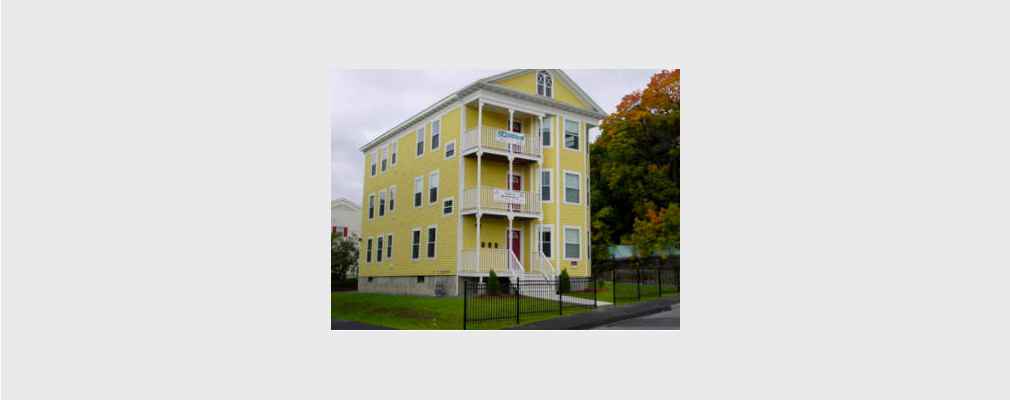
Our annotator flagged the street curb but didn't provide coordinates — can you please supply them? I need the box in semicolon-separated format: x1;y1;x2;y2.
331;318;396;330
505;295;679;330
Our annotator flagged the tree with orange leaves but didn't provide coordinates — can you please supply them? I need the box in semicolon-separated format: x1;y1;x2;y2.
590;70;679;268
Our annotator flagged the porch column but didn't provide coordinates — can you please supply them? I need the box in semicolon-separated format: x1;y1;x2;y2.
476;213;481;273
477;150;482;272
477;100;483;148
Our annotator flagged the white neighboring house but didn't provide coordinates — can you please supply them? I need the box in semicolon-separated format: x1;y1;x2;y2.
332;198;363;277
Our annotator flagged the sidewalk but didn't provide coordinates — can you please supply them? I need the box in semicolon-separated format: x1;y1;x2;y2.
505;295;679;330
331;318;396;330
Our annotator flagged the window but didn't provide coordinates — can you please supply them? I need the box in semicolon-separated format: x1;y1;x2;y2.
564;227;581;260
370;153;376;176
391;142;397;165
564;172;580;204
380;148;387;172
442;197;454;216
426;226;437;259
431;120;440;150
386;233;393;260
411;229;421;260
444;140;456;159
428;170;439;205
378;189;386;217
541;169;553;202
541;116;553;147
417;276;425;283
414;176;423;208
565;120;579;150
540;226;553;258
376;236;383;263
416;127;425;156
537;70;553;97
366;237;373;263
388;186;395;211
368;193;375;219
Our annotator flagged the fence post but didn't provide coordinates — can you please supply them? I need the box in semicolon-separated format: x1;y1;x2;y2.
515;277;520;326
658;268;663;297
637;264;641;302
558;276;563;316
463;281;468;330
612;268;616;305
594;278;598;308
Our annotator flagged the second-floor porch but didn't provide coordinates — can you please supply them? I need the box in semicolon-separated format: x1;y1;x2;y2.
460;186;541;218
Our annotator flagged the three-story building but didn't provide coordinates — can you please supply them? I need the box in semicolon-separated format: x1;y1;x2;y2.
356;69;607;296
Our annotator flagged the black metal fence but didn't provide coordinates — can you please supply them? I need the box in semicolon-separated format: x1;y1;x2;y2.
462;277;597;329
610;267;679;305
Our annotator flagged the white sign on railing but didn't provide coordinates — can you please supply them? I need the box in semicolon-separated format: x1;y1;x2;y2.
492;189;526;205
495;130;525;145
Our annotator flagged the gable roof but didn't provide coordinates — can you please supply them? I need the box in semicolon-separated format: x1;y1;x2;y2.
331;198;361;211
358;69;609;153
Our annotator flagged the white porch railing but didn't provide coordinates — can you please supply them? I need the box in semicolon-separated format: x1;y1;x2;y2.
529;251;557;281
461;186;542;215
462;125;542;158
460;249;524;278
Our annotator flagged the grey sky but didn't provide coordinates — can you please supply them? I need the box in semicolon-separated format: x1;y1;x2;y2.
331;69;663;203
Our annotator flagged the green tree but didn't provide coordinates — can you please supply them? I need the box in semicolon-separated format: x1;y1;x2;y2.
558;269;571;294
332;233;359;282
591;70;680;263
487;270;501;296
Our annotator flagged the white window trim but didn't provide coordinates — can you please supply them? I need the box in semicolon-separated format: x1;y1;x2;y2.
442;196;454;216
386;233;393;261
379;148;387;173
444;140;456;160
428;170;439;205
541;168;553;203
370;153;377;176
563;119;581;153
425;225;437;260
430;118;441;151
365;236;373;263
539;225;555;259
413;176;424;209
378;189;386;218
541;116;553;148
376;235;384;264
563;170;582;206
411;228;421;261
563;225;582;262
391;142;398;166
368;193;376;220
388;185;396;212
536;70;554;99
415;127;425;158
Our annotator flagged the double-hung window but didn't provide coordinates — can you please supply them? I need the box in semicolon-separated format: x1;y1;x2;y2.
444;140;455;159
540;226;553;258
564;120;580;150
368;193;375;219
541;116;553;147
428;170;439;205
413;176;423;208
370;154;376;176
416;127;425;156
391;142;397;165
378;189;386;217
411;228;421;260
442;197;453;216
537;70;553;97
366;237;373;263
564;227;581;261
541;169;553;202
431;120;440;150
388;185;395;211
426;226;437;259
376;236;383;263
564;172;580;205
386;233;393;260
380;148;386;172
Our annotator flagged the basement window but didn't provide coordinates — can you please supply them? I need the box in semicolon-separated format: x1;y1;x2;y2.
417;276;425;283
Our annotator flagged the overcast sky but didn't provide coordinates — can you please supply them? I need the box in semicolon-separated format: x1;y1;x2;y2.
331;69;663;203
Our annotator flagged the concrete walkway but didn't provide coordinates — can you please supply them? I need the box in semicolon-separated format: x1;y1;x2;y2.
521;289;613;307
506;295;679;330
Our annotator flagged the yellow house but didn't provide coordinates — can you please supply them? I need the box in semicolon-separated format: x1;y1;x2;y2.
356;69;608;296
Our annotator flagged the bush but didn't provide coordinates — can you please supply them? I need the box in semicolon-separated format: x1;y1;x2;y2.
487;270;501;296
559;269;571;294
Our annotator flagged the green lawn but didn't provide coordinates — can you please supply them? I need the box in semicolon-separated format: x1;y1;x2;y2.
331;292;595;330
565;281;679;304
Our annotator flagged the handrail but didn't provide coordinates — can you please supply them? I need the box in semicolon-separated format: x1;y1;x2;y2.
506;250;523;279
529;250;556;283
462;125;541;158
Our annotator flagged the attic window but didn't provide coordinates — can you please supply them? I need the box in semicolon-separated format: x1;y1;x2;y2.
537;70;553;97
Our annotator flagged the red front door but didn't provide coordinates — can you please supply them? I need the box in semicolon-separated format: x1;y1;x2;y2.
511;174;522;212
509;229;521;264
510;121;522;153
